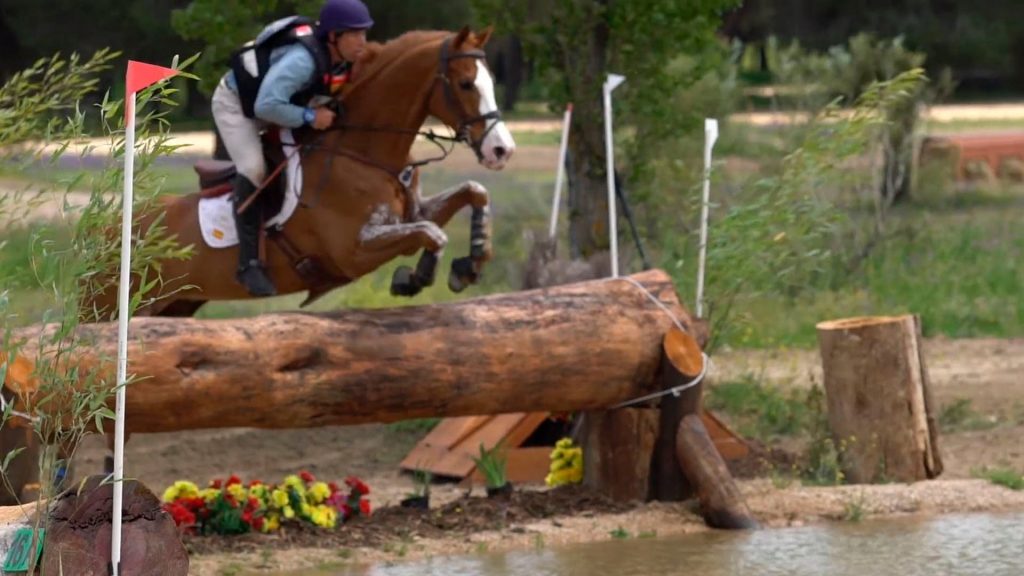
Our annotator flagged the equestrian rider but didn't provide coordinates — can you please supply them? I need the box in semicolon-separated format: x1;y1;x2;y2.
211;0;373;297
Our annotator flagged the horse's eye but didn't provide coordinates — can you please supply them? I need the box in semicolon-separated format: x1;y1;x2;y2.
459;80;474;91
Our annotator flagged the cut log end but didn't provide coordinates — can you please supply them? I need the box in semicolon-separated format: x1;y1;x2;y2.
1;353;37;396
816;314;913;331
663;327;704;380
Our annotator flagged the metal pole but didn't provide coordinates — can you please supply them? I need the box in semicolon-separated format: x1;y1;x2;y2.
549;103;574;242
696;119;719;318
604;74;626;277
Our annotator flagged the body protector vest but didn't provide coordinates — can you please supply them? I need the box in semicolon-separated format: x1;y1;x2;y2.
230;16;335;119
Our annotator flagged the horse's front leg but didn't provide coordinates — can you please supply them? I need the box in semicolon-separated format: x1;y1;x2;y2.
355;218;449;284
395;180;491;296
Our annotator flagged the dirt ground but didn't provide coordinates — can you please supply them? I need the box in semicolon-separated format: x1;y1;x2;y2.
63;336;1024;574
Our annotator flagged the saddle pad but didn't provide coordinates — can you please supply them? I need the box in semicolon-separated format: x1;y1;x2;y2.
198;129;303;248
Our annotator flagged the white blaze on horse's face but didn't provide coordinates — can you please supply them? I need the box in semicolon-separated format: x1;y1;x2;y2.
474;62;515;170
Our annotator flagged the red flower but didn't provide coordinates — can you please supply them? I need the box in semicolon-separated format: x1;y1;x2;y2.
359;499;372;516
345;476;370;496
210;478;223;489
241;510;253;524
299;471;315;484
328;482;340;493
248;479;263;488
164;503;196;528
247;497;260;510
341;504;352;519
226;474;242;486
252;516;265;531
225;494;238;508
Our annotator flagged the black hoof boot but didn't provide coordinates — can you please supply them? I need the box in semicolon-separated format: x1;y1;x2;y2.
390;265;422;297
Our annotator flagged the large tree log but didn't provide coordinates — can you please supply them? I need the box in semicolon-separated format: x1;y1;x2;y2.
5;270;702;434
817;315;942;483
0;478;187;575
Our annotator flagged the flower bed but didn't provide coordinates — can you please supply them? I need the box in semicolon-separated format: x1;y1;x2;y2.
162;472;370;535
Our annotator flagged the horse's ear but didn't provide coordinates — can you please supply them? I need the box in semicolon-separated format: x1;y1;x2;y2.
452;25;471;50
475;25;494;47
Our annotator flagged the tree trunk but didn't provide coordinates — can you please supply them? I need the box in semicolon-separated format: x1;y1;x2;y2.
816;315;942;483
0;478;187;575
7;270;701;434
564;0;612;259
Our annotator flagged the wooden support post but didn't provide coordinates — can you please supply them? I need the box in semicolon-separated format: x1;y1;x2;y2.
649;328;704;502
581;408;660;502
675;414;758;529
817;315;942;483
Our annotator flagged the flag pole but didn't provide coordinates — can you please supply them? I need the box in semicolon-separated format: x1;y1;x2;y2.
111;58;177;576
111;88;136;576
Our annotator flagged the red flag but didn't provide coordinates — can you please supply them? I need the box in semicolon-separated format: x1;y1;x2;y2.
126;60;178;95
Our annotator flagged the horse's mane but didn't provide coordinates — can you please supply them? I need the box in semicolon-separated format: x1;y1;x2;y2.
351;30;451;85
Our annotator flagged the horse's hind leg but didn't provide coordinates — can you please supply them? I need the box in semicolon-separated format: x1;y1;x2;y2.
396;180;490;296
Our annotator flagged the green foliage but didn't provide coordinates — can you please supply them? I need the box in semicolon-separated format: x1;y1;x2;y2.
0;50;119;151
470;442;508;488
171;0;323;95
609;526;630;539
975;468;1024;491
0;53;200;572
705;376;810;439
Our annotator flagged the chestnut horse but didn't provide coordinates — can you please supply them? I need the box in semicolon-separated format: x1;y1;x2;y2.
86;26;515;318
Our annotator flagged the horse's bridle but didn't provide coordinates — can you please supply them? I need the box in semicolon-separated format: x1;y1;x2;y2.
304;34;504;185
435;37;502;163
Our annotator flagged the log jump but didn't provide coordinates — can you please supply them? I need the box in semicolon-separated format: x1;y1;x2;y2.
2;269;756;535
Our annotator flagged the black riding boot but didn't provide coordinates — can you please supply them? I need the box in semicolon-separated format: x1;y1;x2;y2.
233;175;277;297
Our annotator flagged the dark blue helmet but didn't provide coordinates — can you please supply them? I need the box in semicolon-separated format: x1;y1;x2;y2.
317;0;374;40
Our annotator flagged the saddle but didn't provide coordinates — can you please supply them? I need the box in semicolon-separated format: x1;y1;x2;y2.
192;130;351;305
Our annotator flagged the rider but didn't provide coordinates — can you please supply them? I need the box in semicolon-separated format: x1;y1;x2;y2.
211;0;373;297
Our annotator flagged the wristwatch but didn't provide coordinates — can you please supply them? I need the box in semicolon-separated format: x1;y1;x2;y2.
302;108;316;126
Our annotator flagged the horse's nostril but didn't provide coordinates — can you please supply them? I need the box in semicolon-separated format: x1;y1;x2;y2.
494;146;506;159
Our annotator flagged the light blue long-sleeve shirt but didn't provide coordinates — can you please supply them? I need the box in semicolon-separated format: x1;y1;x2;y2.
224;43;317;128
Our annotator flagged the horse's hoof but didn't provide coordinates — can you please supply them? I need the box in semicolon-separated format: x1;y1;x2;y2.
448;257;478;293
448;274;467;293
391;266;421;297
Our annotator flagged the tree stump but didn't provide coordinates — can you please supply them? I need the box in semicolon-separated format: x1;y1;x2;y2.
41;476;188;575
816;315;942;484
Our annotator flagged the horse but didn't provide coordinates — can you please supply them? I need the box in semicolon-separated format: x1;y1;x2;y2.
85;25;516;319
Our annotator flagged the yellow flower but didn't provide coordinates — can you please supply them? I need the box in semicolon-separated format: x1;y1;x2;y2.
284;475;303;489
265;514;280;532
272;489;290;508
200;488;220;503
283;505;295;519
310;505;337;528
308;482;331;504
162;481;199;503
227;483;247;502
